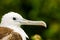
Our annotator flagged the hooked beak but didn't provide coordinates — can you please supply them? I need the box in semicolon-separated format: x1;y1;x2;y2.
19;19;47;27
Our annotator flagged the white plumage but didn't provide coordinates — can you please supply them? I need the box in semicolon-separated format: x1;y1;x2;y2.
0;12;46;40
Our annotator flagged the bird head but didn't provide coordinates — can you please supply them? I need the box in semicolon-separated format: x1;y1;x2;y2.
1;12;47;27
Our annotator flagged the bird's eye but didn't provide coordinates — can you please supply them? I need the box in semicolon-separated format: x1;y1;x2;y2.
13;17;16;20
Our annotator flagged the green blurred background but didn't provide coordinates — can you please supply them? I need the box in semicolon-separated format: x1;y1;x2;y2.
0;0;60;40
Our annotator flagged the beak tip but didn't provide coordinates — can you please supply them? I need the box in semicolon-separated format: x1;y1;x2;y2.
44;23;47;28
40;21;47;28
44;24;47;28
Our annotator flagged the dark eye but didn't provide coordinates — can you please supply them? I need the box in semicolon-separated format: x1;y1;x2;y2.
13;17;16;20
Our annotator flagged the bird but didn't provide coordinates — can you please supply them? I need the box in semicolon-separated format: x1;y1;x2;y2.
0;12;47;40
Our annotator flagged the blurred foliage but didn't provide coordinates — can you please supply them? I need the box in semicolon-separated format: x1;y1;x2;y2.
31;34;42;40
0;0;60;40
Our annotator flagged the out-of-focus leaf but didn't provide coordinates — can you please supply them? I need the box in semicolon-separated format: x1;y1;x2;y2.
31;34;42;40
45;22;59;38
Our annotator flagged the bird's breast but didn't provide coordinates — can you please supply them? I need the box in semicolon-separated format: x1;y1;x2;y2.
0;27;22;40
